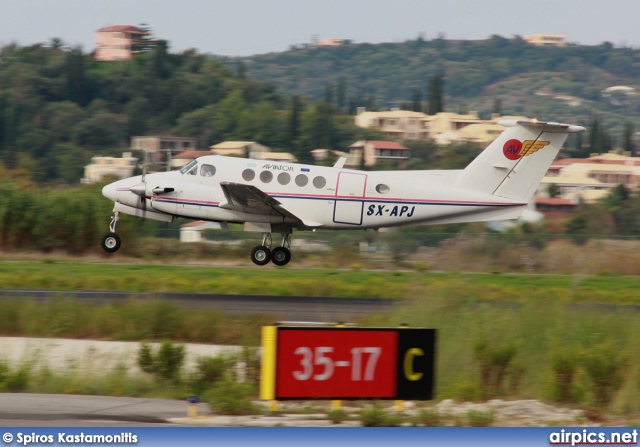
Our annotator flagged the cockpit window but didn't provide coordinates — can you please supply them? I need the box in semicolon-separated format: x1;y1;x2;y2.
180;160;198;174
200;164;216;177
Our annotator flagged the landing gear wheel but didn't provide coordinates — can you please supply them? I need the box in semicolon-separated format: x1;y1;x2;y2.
101;232;121;253
271;247;291;266
250;245;271;266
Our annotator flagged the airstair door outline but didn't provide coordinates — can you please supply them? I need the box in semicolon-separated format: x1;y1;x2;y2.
333;172;367;225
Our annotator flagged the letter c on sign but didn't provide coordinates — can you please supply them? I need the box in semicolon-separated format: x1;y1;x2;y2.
403;348;424;381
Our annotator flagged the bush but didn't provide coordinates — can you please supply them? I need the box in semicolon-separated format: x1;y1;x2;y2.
327;409;349;424
549;349;582;404
188;355;230;395
0;360;31;392
581;342;628;407
137;341;185;383
413;408;443;426
205;380;262;416
473;339;521;399
466;409;495;427
359;402;403;427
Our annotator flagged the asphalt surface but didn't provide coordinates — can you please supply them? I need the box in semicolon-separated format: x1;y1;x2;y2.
0;290;398;321
0;394;201;426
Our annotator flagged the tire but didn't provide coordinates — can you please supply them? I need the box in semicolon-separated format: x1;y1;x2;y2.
271;247;291;266
101;233;121;253
250;245;271;266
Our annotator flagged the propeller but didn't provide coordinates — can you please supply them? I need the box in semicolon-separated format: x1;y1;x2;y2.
128;182;148;216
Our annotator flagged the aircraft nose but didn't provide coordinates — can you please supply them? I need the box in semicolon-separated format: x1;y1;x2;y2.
102;182;117;201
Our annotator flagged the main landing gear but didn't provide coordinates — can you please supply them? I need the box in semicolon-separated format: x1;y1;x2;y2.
250;233;292;266
101;210;121;253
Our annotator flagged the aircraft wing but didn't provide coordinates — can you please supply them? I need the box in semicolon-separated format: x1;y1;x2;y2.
219;182;317;225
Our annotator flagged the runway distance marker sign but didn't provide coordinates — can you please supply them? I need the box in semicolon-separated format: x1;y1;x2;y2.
260;326;435;401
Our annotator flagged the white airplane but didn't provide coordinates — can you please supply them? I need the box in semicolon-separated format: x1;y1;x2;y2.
101;120;584;266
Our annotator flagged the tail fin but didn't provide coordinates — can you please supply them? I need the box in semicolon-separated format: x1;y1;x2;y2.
453;120;585;202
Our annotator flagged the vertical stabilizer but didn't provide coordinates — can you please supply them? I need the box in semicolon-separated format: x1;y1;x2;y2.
452;120;585;202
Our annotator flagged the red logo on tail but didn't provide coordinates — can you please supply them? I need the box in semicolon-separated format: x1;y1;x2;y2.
503;139;551;160
503;139;523;160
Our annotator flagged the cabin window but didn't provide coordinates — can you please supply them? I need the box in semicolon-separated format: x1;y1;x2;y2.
313;176;326;189
200;164;216;177
376;184;390;194
260;171;273;183
180;159;197;174
242;169;255;181
295;174;308;187
278;173;291;185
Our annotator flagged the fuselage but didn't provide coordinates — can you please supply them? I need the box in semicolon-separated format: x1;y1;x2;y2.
103;155;526;231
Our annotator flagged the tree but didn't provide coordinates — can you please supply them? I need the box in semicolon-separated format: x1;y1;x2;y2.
623;122;635;156
287;95;302;147
428;73;444;115
213;90;247;139
412;88;422;112
65;47;89;106
131;24;155;54
236;61;247;79
492;98;502;116
547;183;560;199
336;77;346;114
324;83;334;106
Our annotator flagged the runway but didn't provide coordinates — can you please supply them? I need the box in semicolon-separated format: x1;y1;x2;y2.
0;289;398;322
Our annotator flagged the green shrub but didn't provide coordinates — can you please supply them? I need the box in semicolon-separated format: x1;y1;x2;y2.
205;380;262;416
473;339;521;399
549;349;581;404
466;409;495;427
327;409;349;424
581;342;628;407
137;341;185;383
359;402;403;427
413;408;443;426
188;355;230;395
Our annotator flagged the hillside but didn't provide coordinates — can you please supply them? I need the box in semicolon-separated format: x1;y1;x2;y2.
232;35;640;135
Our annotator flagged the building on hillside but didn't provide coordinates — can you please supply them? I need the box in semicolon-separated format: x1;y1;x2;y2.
434;122;506;146
315;38;349;47
82;152;138;183
355;109;429;139
602;86;636;106
95;25;147;61
538;153;640;203
209;141;270;158
354;109;528;145
534;198;580;219
250;152;298;163
348;140;410;168
131;136;198;170
523;34;567;47
311;149;359;167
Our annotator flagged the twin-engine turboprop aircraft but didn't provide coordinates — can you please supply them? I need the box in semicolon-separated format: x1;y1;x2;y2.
101;120;584;266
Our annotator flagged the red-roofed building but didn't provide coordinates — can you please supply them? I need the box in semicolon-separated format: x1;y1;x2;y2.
534;197;579;219
95;25;147;61
348;140;410;168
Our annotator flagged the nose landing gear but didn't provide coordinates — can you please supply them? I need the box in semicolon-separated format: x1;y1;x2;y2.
101;210;121;253
250;233;291;266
